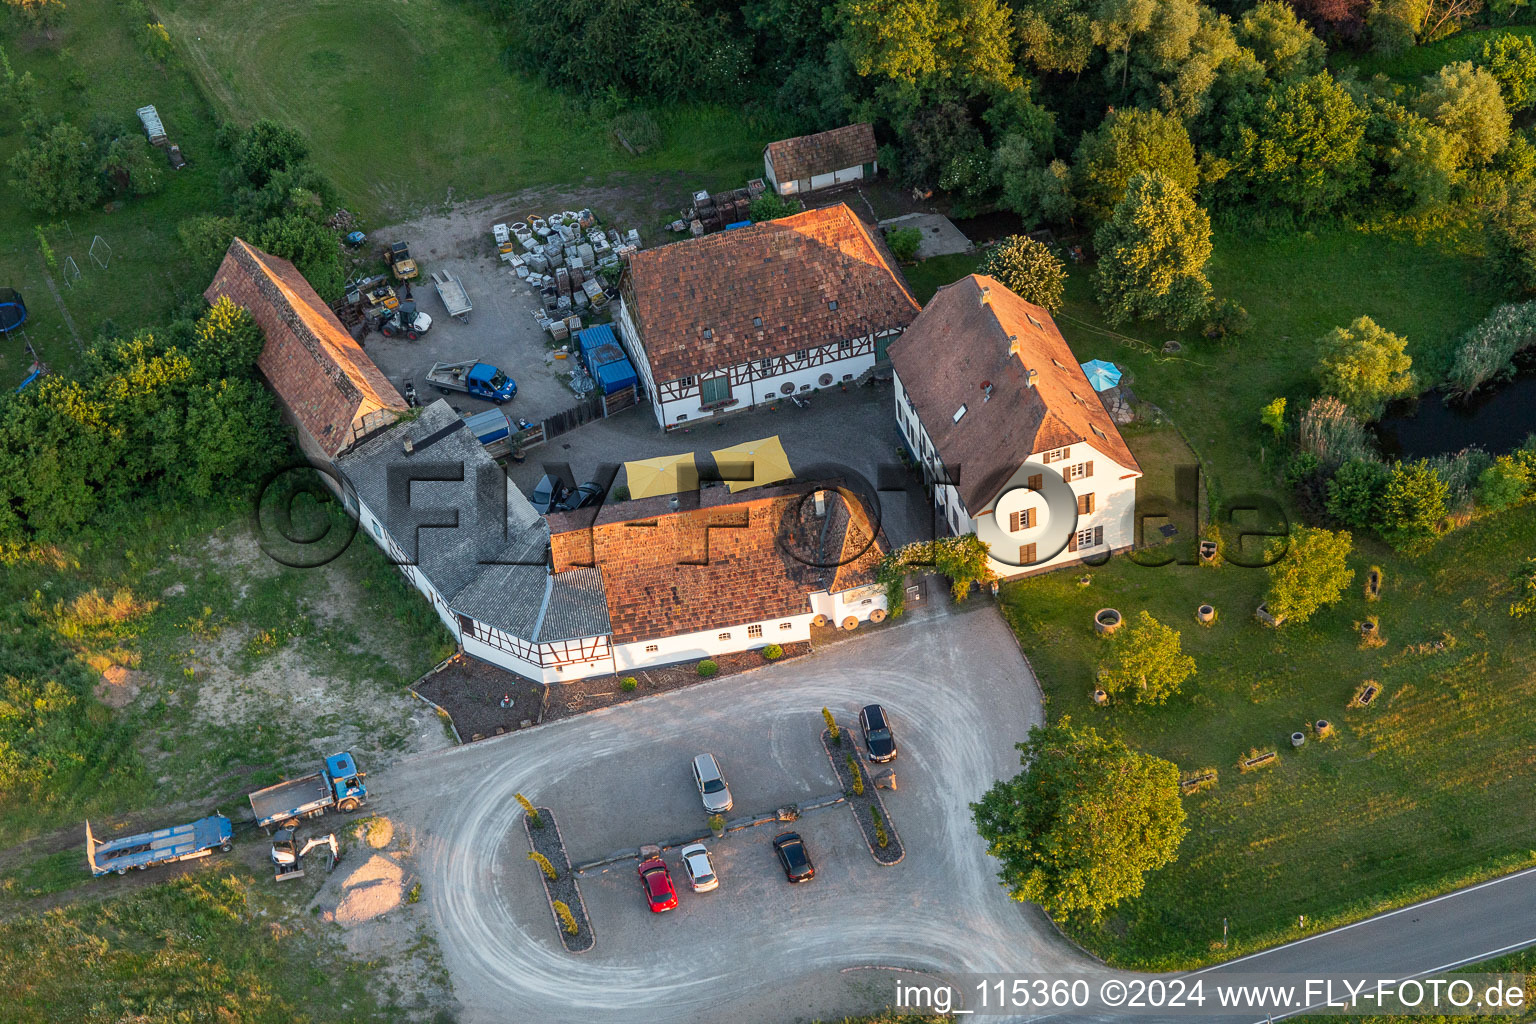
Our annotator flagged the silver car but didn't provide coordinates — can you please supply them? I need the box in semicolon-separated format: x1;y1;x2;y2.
691;753;733;814
679;842;719;892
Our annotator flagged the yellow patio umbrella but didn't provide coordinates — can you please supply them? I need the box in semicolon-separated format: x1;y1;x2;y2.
622;452;699;499
711;435;794;493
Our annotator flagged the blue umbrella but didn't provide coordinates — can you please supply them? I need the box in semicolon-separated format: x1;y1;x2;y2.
1081;359;1122;392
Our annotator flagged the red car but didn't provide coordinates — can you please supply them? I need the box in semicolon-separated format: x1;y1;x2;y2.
638;856;678;913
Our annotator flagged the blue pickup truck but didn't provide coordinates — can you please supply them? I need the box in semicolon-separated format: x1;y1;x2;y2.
426;359;517;403
86;814;233;877
248;752;367;832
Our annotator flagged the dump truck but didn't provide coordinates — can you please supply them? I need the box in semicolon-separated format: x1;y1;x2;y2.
86;814;233;877
431;269;472;323
426;359;517;403
248;752;367;832
387;240;419;281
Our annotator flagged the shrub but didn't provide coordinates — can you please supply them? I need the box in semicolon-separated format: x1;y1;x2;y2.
1265;525;1354;625
761;643;784;661
1477;455;1535;511
526;850;558;881
1203;298;1252;341
34;225;55;270
610;484;630;501
823;707;841;743
1326;459;1390;529
1511;559;1536;619
619;676;639;692
1426;449;1492;513
847;755;864;796
515;792;543;829
708;813;725;833
884;226;922;263
1299;396;1377;469
749;193;799;223
979;235;1067;310
871;807;890;849
1096;611;1197;704
695;659;718;677
552;899;579;935
407;882;422;904
1379;459;1450;550
1261;397;1287;439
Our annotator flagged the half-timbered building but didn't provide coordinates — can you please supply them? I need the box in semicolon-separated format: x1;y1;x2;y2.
615;204;920;431
888;275;1143;579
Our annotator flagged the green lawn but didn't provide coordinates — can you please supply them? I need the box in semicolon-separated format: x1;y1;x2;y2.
910;230;1536;969
0;7;231;379
154;0;781;224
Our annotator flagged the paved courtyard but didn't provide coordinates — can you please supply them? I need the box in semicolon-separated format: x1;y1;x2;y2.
509;381;935;547
376;601;1100;1023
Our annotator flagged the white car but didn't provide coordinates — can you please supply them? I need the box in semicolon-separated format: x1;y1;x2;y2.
691;753;733;814
679;842;719;892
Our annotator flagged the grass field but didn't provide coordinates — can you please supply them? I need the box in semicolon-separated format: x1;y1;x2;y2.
0;6;230;380
154;0;781;224
907;230;1536;968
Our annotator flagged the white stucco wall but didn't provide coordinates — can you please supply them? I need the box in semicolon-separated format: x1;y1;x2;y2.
614;613;814;671
654;346;884;430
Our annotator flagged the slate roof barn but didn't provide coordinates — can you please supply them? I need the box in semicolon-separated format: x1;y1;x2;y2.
205;238;406;462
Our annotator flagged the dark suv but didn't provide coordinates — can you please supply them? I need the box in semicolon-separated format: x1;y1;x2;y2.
860;703;897;762
772;831;815;883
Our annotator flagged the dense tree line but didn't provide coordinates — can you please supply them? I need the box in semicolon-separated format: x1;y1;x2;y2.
0;299;285;541
491;0;1536;314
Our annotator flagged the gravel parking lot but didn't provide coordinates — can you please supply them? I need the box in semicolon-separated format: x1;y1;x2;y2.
378;600;1103;1023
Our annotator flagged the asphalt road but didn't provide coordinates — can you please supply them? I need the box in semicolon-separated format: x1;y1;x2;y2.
378;599;1105;1023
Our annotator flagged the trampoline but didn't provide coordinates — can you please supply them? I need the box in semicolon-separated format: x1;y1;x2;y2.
0;289;26;334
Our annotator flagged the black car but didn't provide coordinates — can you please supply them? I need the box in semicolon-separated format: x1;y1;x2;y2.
557;480;606;512
773;831;815;883
860;703;897;763
529;474;569;514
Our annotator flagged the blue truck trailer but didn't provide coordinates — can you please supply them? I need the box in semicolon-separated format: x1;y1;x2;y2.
248;751;367;832
86;814;233;877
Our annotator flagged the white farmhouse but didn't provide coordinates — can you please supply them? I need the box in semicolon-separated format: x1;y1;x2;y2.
762;123;879;196
887;275;1143;578
615;203;919;431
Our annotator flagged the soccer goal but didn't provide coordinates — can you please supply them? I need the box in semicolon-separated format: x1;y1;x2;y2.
62;256;81;288
89;235;112;271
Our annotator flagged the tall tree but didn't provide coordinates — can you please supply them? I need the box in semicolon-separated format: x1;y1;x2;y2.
1314;315;1416;420
1072;107;1198;225
1417;61;1511;166
836;0;1019;91
7;120;100;215
1378;459;1450;550
1481;33;1536;113
1096;611;1196;704
1264;525;1355;624
1221;72;1370;217
1236;1;1325;80
979;235;1067;309
971;717;1187;922
1092;170;1213;329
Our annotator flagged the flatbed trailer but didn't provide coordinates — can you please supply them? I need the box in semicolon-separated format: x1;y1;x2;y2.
86;814;233;877
431;269;472;323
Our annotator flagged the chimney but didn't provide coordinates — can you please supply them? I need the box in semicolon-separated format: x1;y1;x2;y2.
668;496;680;512
979;285;991;306
1025;368;1039;389
402;437;415;455
1008;333;1023;359
981;381;994;402
814;489;827;517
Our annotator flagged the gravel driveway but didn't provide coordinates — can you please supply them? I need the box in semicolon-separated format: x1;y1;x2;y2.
377;599;1101;1023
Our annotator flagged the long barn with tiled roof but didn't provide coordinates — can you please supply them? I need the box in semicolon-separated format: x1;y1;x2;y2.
615;203;919;431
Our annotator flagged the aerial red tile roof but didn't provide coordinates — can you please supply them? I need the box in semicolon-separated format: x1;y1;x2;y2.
888;275;1142;513
551;481;885;646
204;238;405;458
623;203;919;384
765;124;878;183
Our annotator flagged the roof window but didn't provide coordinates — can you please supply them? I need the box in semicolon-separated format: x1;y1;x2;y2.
702;328;713;340
953;404;968;423
753;316;763;328
1092;424;1108;440
1026;313;1043;329
828;300;839;311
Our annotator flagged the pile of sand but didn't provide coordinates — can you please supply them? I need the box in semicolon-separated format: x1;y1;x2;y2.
334;854;404;927
94;665;142;709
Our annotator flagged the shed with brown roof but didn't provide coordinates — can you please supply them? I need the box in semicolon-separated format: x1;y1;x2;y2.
205;238;406;463
764;124;878;195
616;204;919;430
